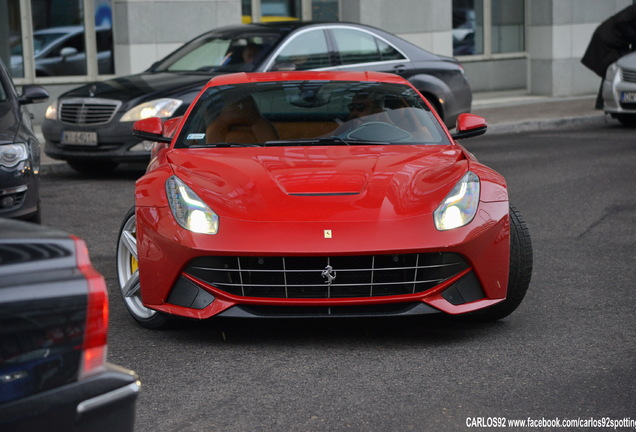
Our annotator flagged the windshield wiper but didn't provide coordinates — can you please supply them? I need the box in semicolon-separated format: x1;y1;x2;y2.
264;137;356;146
189;143;263;148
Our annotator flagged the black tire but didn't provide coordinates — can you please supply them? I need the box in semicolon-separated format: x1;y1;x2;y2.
116;206;172;329
468;205;533;321
67;160;119;176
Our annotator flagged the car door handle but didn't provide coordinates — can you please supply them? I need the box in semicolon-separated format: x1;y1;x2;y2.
393;65;407;74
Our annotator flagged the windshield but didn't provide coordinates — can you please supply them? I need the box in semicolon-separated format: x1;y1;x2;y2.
175;80;451;148
152;32;282;73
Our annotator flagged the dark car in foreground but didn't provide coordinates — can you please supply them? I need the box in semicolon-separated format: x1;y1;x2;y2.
42;21;472;174
0;218;140;431
0;58;49;222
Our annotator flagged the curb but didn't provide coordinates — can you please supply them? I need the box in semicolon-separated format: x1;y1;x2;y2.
486;114;608;135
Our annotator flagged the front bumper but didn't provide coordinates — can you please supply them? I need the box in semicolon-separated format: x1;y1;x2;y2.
135;201;510;319
42;118;151;163
0;163;39;220
0;363;140;432
601;75;636;115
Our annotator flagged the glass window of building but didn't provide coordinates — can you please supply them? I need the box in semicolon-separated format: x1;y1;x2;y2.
491;0;524;54
453;0;524;57
242;0;338;22
1;0;24;78
2;0;114;80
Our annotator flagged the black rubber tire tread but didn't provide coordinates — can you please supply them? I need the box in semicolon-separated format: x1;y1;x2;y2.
467;205;533;321
117;206;173;330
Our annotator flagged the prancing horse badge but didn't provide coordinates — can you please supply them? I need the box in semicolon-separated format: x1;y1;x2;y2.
324;230;332;239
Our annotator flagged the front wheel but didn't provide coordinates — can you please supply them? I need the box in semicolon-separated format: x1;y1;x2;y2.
116;206;171;329
468;205;533;321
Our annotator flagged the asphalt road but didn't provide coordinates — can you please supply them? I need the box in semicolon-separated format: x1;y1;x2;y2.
38;124;635;432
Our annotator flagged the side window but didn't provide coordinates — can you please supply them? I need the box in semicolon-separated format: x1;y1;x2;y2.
376;38;406;61
272;30;330;70
331;28;381;65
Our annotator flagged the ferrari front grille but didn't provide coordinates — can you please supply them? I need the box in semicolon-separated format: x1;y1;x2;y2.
59;98;121;125
185;253;468;299
622;67;636;83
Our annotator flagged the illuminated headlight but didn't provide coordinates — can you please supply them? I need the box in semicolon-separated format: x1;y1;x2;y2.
434;171;480;230
166;176;219;234
0;143;28;168
120;98;183;122
45;102;58;120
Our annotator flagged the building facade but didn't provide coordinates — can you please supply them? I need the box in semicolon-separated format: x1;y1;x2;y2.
1;0;634;121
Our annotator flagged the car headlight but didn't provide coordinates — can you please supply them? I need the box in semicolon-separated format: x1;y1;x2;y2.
0;143;28;168
120;98;183;122
166;176;219;234
434;171;480;230
45;102;57;120
605;62;620;83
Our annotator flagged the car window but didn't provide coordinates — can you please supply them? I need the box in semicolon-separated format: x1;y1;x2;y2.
331;28;406;65
158;34;280;72
376;38;406;61
331;28;381;64
176;80;449;147
271;30;331;71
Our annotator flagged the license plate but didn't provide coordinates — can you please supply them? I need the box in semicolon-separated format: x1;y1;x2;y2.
62;131;98;146
620;92;636;103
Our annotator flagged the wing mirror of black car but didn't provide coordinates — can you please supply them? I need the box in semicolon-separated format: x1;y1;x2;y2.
451;113;488;140
18;85;49;105
132;117;173;143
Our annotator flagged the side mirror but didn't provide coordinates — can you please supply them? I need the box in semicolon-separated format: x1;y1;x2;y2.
60;47;79;58
132;117;173;143
451;113;487;140
19;85;49;105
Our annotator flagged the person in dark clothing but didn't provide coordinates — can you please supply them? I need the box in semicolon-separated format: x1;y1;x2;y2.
581;5;636;108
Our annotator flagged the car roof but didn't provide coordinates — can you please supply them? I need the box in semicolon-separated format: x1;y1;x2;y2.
196;21;391;37
204;70;412;88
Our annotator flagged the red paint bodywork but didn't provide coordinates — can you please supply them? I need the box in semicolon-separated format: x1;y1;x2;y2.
133;71;510;319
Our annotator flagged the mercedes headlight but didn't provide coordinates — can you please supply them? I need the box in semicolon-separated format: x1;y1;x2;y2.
120;98;183;122
166;176;219;234
45;102;58;120
605;62;620;83
0;143;28;168
434;171;480;230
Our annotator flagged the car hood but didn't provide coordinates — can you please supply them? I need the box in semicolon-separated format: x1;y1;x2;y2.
618;50;636;68
167;145;467;222
60;71;218;108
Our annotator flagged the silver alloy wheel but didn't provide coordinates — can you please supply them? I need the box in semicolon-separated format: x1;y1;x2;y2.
116;211;157;320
